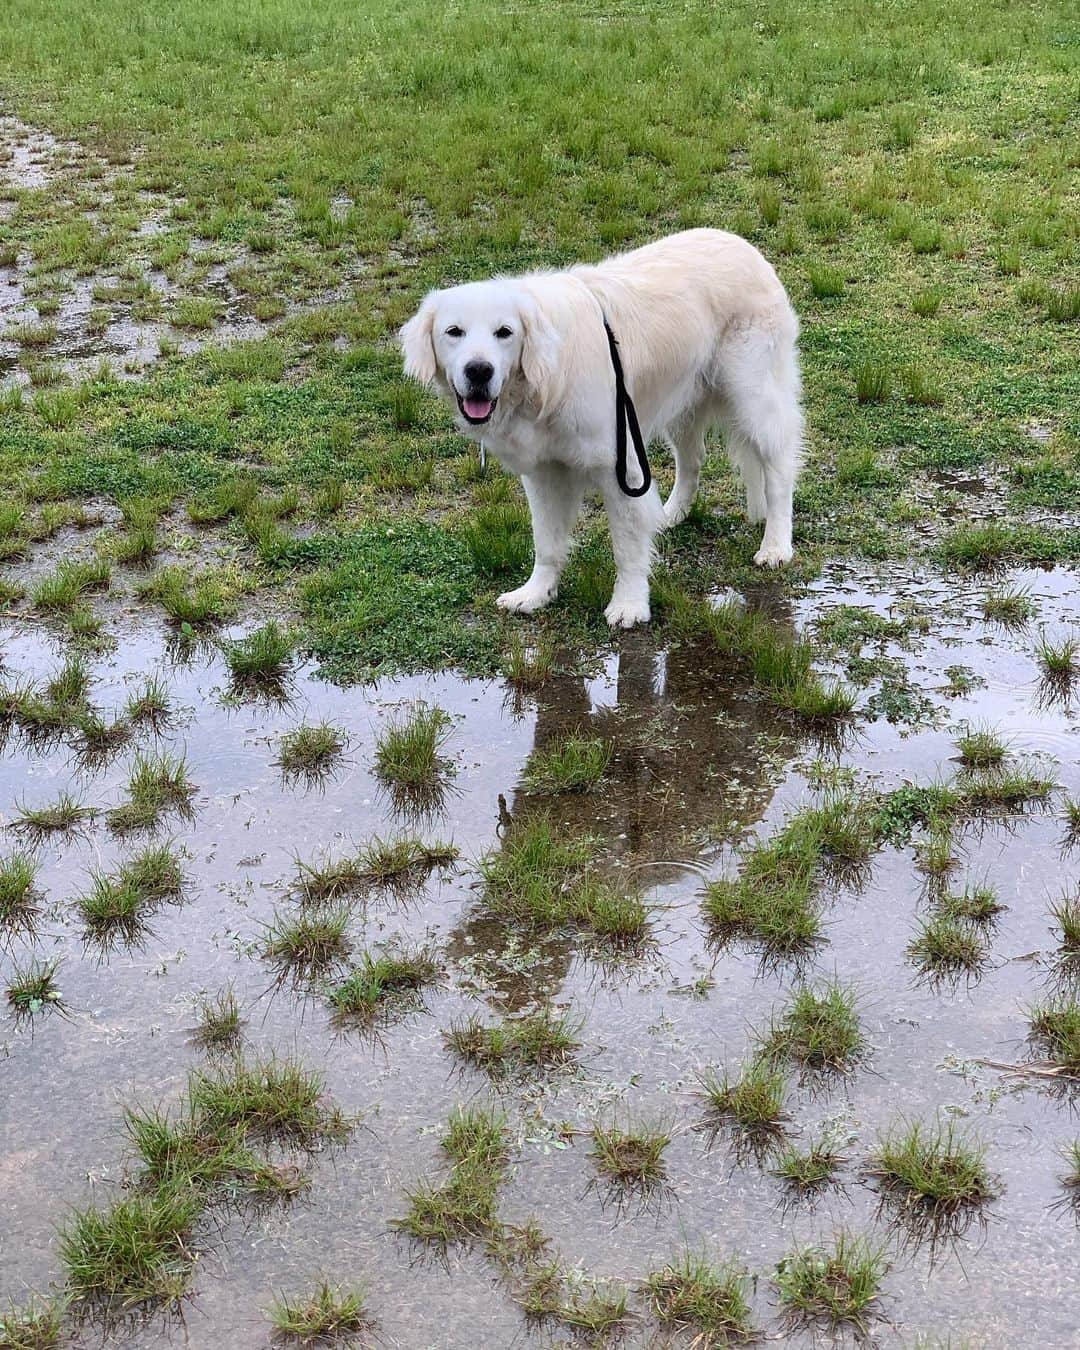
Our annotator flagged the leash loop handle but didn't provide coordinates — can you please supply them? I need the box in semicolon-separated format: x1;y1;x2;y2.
603;319;652;498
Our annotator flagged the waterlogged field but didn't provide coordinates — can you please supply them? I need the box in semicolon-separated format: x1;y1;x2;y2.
0;1;1078;1347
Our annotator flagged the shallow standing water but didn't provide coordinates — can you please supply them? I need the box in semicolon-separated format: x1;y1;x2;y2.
2;561;1080;1348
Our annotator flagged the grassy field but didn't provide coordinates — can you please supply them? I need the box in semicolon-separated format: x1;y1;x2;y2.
0;0;1075;682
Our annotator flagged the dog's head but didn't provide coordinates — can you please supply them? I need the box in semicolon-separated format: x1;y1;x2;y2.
400;280;562;427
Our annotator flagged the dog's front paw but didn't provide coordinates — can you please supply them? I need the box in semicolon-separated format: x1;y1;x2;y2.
496;583;554;615
753;542;794;568
604;595;651;629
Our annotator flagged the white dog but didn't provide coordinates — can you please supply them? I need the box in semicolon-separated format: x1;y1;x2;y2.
400;228;803;628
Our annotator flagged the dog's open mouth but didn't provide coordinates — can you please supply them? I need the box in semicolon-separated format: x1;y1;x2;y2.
457;394;496;425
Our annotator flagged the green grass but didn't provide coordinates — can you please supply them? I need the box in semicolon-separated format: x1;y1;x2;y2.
520;733;612;794
702;793;874;957
293;836;457;901
870;1117;996;1211
643;1251;755;1344
478;815;648;948
372;703;454;799
275;721;347;784
774;1232;888;1334
268;1281;370;1345
0;851;42;938
444;1006;581;1074
187;1054;347;1146
1049;892;1080;961
771;1137;846;1195
0;1294;65;1350
1028;998;1080;1072
262;906;351;982
221;621;294;692
140;567;235;629
955;724;1006;769
460;501;532;579
31;558;110;611
939;883;1004;923
503;634;557;689
908;911;990;976
395;1105;509;1248
699;1059;787;1137
11;791;95;844
59;1188;200;1315
763;979;863;1071
107;750;197;833
590;1118;672;1190
192;986;244;1050
1036;631;1080;687
1062;1141;1080;1197
6;957;64;1017
327;946;438;1025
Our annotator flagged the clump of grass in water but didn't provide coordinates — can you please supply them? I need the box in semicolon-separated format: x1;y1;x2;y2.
982;586;1035;629
1036;630;1080;694
763;979;863;1072
268;1281;370;1346
956;763;1055;813
192;986;244;1051
187;1054;348;1146
124;674;173;731
1061;1142;1080;1202
908;911;990;977
939;883;1004;923
520;733;612;794
479;816;648;949
275;721;347;785
0;1292;66;1349
73;707;131;763
703;793;874;957
262;906;352;983
773;1231;888;1334
327;945;438;1026
1062;798;1080;850
444;1006;580;1075
1050;892;1080;965
955;724;1006;769
772;1135;847;1196
11;791;95;844
643;1250;755;1343
221;621;294;694
6;957;64;1018
915;818;957;878
59;1188;200;1317
1028;998;1080;1072
140;566;234;629
107;750;197;833
77;844;186;947
373;702;454;804
0;851;43;939
395;1105;509;1248
31;557;110;611
699;1059;787;1141
590;1117;672;1190
869;1117;996;1215
293;836;457;901
503;633;557;689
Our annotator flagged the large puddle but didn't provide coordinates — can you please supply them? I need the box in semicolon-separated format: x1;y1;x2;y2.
2;562;1080;1346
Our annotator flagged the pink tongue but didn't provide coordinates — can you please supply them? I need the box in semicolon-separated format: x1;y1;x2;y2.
463;397;492;420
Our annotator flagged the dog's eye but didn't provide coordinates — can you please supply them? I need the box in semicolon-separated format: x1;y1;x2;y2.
445;325;464;338
494;326;513;339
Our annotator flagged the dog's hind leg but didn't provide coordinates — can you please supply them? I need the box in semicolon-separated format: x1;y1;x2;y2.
723;331;804;567
497;461;585;615
662;411;710;528
600;477;665;628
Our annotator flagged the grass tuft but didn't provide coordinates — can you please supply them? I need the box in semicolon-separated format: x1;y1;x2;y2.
908;910;990;976
699;1059;787;1138
643;1250;755;1343
520;733;612;794
11;791;95;844
772;1136;846;1195
763;979;863;1071
590;1117;672;1190
1028;998;1080;1072
276;722;347;785
107;751;197;833
268;1281;370;1346
0;1294;65;1349
0;851;43;938
327;946;438;1026
262;907;351;983
372;703;454;802
192;986;244;1051
444;1006;580;1075
870;1116;996;1211
221;621;294;693
774;1231;887;1333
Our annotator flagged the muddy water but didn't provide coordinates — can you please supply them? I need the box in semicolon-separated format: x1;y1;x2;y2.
1;564;1080;1347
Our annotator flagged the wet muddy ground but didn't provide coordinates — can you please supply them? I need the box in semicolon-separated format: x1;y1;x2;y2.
2;560;1080;1347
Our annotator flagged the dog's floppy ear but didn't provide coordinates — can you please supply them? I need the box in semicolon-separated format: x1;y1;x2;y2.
399;291;439;386
519;291;563;416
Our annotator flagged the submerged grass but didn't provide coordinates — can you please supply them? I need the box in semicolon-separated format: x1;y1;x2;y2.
327;945;438;1026
772;1137;847;1196
275;721;347;785
479;815;647;948
1028;998;1080;1072
268;1281;370;1345
107;751;197;833
444;1006;581;1075
192;986;244;1051
870;1117;996;1211
520;734;612;794
5;957;63;1017
763;979;864;1071
774;1231;888;1333
643;1251;755;1344
699;1059;787;1139
590;1118;672;1190
395;1105;509;1249
0;851;43;938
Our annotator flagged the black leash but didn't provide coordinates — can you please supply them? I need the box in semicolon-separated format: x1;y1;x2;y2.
603;318;652;498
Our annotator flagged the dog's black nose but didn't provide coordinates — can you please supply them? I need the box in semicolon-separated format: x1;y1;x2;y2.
464;359;494;387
